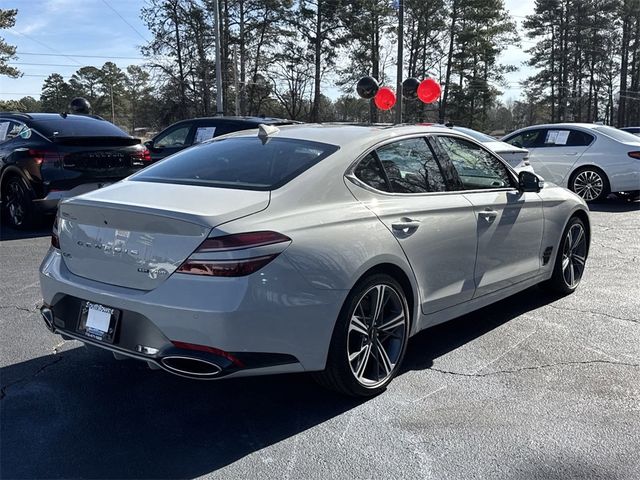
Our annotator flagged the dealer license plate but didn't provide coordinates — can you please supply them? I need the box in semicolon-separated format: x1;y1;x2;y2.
77;301;120;343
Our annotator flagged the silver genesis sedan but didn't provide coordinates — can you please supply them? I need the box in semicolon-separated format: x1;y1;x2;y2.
39;124;591;396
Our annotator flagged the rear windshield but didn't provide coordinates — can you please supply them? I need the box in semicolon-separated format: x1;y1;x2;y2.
131;136;339;191
594;126;640;143
31;116;130;139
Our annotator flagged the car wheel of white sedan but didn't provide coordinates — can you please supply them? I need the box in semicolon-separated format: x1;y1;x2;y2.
315;274;410;397
542;216;589;295
570;167;610;202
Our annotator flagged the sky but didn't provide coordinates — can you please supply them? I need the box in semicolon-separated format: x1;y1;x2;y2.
1;0;537;104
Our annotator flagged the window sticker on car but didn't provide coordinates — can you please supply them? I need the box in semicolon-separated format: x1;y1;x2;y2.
555;131;570;145
0;122;9;141
545;130;570;145
545;130;559;144
194;126;216;144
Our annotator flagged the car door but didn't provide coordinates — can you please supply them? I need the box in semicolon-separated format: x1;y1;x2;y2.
434;134;544;297
149;122;194;161
345;136;478;315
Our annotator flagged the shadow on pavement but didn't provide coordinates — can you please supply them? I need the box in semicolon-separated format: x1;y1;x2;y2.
0;286;557;479
587;196;640;213
0;217;54;241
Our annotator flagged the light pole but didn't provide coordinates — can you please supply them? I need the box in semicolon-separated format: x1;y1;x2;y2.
394;0;403;124
213;0;224;115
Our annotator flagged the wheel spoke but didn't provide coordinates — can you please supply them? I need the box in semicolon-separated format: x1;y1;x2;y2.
562;255;571;271
569;262;575;287
356;344;372;379
572;227;585;250
372;285;386;323
375;338;393;375
573;254;586;266
378;312;405;333
349;344;369;362
349;315;369;337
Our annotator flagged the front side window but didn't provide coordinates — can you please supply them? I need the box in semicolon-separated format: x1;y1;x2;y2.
505;129;544;149
132;137;339;191
155;125;191;148
375;138;446;193
437;136;514;190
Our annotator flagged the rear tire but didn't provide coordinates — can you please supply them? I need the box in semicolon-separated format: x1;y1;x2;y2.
569;167;609;203
314;274;410;397
541;216;588;295
2;176;39;230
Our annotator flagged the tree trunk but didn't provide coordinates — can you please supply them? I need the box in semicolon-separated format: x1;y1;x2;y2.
311;0;322;122
439;0;458;123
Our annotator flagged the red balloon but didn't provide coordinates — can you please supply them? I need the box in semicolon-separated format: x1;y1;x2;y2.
417;78;441;104
374;86;396;110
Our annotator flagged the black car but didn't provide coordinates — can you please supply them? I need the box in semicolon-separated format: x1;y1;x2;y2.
145;116;297;162
0;113;150;229
620;126;640;137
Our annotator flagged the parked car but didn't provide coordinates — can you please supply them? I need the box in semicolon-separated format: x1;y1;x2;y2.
450;126;533;171
502;123;640;202
620;126;640;137
40;124;590;396
0;113;150;229
146;116;298;162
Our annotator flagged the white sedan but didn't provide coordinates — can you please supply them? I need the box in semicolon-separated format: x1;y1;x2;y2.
451;126;532;172
503;123;640;202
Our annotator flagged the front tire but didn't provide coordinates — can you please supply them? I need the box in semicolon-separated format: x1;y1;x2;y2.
314;274;410;397
541;216;588;295
569;167;609;203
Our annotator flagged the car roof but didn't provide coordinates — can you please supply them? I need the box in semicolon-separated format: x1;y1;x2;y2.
510;123;605;132
187;116;296;124
225;123;458;148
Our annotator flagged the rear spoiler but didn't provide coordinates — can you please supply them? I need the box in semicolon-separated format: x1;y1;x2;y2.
50;136;141;147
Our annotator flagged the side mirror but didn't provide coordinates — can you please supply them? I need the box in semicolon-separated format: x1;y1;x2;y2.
519;170;543;193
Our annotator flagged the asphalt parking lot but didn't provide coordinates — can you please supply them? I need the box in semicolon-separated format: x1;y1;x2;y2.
1;198;639;480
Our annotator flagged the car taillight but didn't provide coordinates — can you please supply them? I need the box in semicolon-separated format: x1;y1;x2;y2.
51;215;60;249
628;151;640;159
131;148;152;163
28;149;61;166
176;231;291;277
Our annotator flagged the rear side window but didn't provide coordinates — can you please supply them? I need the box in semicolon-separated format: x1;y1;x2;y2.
132;137;339;190
31;116;129;139
375;138;446;193
354;153;390;192
437;136;514;190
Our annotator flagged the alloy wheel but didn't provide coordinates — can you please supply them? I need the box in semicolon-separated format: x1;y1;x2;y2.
561;223;587;288
573;170;604;201
5;180;26;227
347;284;407;388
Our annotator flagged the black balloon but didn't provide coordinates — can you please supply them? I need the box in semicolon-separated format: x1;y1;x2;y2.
402;77;420;99
69;97;91;114
356;76;379;99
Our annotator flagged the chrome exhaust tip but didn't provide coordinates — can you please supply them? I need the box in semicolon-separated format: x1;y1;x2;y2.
40;306;55;332
160;356;222;378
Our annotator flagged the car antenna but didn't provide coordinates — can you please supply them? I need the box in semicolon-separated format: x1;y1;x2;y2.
59;111;68;118
258;124;279;144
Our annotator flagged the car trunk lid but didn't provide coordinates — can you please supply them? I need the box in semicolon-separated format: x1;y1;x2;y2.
57;181;270;290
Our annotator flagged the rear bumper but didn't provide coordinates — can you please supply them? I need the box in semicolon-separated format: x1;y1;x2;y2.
39;248;347;376
607;162;640;193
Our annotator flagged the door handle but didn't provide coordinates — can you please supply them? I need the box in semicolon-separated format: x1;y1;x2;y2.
391;218;421;231
478;209;498;221
563;152;578;156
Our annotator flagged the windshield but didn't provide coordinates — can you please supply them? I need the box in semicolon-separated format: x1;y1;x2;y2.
594;126;640;143
31;116;130;139
131;136;339;191
453;127;497;143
